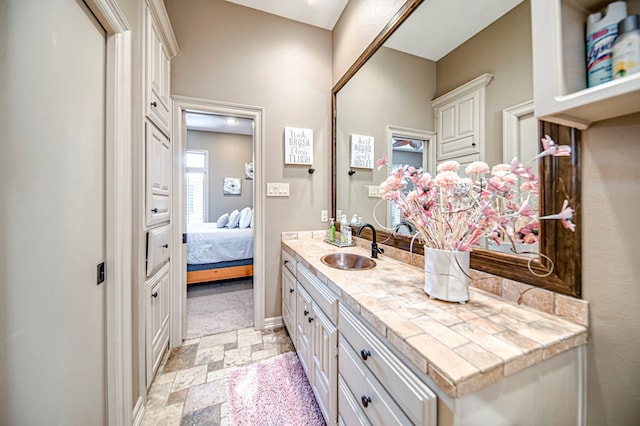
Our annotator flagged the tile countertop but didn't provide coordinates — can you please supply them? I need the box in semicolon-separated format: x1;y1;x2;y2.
282;236;588;399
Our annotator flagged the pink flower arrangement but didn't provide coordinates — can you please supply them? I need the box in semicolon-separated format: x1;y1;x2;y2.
377;135;575;252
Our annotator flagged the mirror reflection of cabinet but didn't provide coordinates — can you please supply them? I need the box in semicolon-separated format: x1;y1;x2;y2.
433;73;493;165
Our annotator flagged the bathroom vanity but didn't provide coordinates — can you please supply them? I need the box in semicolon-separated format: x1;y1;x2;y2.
282;233;588;426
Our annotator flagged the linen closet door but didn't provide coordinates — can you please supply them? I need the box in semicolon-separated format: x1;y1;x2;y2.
0;0;107;423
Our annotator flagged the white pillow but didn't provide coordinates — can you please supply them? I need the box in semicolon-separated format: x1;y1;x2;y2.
227;209;240;228
216;213;229;228
250;208;255;228
238;207;252;228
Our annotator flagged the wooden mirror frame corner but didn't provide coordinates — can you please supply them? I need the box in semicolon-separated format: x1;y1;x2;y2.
331;0;582;298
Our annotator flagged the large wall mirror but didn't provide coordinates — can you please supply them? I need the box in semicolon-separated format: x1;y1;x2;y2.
331;0;582;297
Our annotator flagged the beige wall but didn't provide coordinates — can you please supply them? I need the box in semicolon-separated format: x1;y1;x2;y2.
334;3;640;425
582;112;640;425
436;0;533;166
187;130;254;221
332;0;407;85
336;46;436;226
166;0;332;319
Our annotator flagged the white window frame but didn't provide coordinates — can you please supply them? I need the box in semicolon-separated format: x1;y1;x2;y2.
185;149;208;224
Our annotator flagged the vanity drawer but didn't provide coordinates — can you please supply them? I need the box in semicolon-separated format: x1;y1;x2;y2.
339;306;437;426
146;223;171;277
339;335;411;425
297;263;338;323
282;249;297;276
338;374;371;426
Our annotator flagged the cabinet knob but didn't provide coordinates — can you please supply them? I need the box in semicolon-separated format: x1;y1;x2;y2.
361;395;372;408
162;244;169;248
284;260;289;264
471;142;476;147
304;310;309;316
151;101;157;107
151;208;158;213
289;288;295;293
360;349;371;361
308;317;314;323
151;291;158;298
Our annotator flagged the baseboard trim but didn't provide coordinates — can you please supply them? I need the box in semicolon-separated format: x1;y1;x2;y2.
264;316;283;330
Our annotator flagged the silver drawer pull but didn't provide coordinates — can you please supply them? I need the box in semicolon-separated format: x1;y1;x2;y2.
361;395;372;408
360;349;371;361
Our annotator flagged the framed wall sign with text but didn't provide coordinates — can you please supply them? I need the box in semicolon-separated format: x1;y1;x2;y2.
350;134;374;169
284;127;313;165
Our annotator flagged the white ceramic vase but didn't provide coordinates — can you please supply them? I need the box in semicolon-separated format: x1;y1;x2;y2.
423;247;470;304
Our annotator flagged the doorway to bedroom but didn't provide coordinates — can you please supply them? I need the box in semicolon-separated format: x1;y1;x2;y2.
184;111;255;340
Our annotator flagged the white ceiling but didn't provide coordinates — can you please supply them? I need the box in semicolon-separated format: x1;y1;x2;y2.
385;0;524;61
225;0;349;30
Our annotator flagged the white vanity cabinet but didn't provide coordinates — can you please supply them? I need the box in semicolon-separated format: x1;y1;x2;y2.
281;251;338;426
281;250;297;342
532;0;640;128
338;305;437;426
297;264;339;425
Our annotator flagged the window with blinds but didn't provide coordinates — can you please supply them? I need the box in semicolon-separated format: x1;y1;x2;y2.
186;150;208;224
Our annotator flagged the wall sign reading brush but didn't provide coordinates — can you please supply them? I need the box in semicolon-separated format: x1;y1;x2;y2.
284;127;313;165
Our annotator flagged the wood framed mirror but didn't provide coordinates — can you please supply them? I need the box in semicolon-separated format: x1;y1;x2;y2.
331;0;582;297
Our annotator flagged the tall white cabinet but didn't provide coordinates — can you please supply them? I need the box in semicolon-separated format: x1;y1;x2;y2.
142;0;178;388
432;74;493;172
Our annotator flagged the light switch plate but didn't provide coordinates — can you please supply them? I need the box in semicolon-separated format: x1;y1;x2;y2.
321;210;328;222
368;185;381;197
267;182;290;197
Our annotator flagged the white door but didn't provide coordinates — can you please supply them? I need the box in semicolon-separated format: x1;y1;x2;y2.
0;0;107;423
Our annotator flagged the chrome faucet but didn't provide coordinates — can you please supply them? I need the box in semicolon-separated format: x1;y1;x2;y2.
357;224;384;258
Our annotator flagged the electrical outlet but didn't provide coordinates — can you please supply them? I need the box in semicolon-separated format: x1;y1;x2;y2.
336;209;342;219
321;210;328;222
368;185;381;197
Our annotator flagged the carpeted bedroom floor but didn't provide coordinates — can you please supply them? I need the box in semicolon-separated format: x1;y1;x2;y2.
186;278;254;340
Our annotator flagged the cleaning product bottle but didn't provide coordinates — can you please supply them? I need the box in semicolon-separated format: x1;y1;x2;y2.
612;14;640;79
329;218;336;242
586;1;628;87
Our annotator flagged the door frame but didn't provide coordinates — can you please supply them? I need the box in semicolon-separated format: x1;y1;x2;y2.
171;96;266;346
384;125;436;230
84;0;132;424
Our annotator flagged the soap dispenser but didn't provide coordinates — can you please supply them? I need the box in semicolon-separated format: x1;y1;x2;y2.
329;218;336;242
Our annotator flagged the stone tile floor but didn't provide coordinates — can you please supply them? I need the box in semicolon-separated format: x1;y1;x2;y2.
141;327;295;425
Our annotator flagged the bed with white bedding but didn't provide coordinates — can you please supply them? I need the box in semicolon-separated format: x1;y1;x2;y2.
186;222;254;284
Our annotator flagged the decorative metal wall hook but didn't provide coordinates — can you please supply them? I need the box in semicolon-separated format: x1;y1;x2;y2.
348;169;356;176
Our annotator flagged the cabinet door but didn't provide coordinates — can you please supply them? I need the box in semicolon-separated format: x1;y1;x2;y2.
146;122;171;226
436;92;480;160
311;306;338;425
281;266;297;342
433;74;492;162
145;8;170;134
146;262;170;387
295;285;314;378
